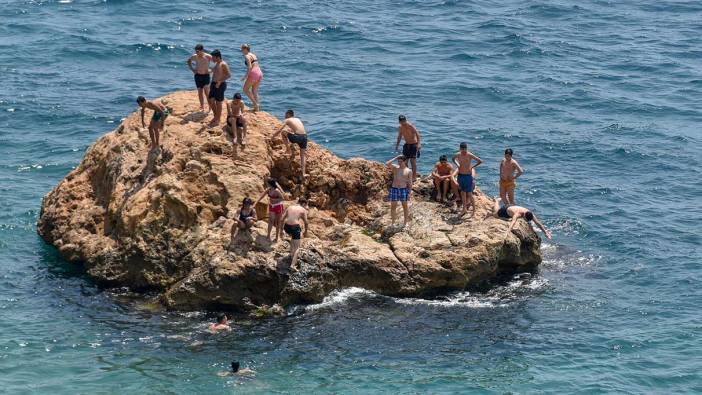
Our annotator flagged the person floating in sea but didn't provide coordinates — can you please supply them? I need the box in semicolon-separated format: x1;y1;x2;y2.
272;109;308;179
431;155;457;203
452;142;482;217
186;44;212;112
499;148;524;206
226;92;247;146
240;44;263;112
217;361;256;378
394;115;421;180
207;49;231;127
254;178;285;242
386;154;413;228
280;198;309;272
209;313;231;332
231;197;257;241
136;96;169;152
486;198;552;239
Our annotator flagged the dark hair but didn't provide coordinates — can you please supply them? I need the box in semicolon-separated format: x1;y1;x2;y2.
233;92;242;100
285;109;294;117
194;44;204;51
136;96;146;103
459;142;467;149
242;197;253;206
397;155;407;162
298;197;307;205
439;155;448;162
217;313;227;323
211;49;222;58
267;178;277;188
524;211;534;221
231;361;240;373
505;148;514;156
398;114;407;121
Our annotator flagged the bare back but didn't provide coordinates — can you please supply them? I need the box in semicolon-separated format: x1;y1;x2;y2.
285;205;307;225
284;117;306;135
506;205;529;217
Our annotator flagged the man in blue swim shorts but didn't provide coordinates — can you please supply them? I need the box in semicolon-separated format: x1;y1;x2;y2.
452;142;482;217
385;154;413;228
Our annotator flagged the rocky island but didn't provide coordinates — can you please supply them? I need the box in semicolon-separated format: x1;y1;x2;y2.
37;91;542;312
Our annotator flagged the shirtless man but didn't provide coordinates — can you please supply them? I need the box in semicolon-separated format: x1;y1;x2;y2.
207;50;231;127
386;155;413;227
499;148;524;206
186;44;212;112
279;198;309;271
209;314;231;332
272;109;308;178
486;198;552;239
431;155;456;203
136;96;168;151
394;115;421;180
226;92;247;145
452;142;482;216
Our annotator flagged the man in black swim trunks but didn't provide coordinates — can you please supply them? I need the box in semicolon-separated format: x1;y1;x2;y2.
279;198;309;271
394;115;421;180
186;44;212;112
207;49;231;127
485;198;552;239
272;109;308;178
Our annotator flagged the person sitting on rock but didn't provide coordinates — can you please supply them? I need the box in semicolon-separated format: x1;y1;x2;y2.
136;96;169;152
431;155;457;203
279;197;309;272
231;197;257;240
386;155;413;228
226;92;247;146
486;198;552;239
452;142;482;217
209;313;231;332
254;178;285;242
271;109;308;179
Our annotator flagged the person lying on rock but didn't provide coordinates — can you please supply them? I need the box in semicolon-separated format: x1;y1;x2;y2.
486;198;552;240
231;197;257;240
209;313;231;332
394;114;421;181
271;109;308;179
452;142;482;217
254;178;285;242
386;155;413;228
279;198;309;272
431;155;457;203
136;96;168;152
225;92;247;146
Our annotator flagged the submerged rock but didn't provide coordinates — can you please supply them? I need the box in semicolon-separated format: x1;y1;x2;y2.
37;91;542;311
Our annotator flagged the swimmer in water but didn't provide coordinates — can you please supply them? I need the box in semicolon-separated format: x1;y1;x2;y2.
394;115;421;180
272;109;308;178
240;44;263;112
499;148;524;206
386;154;413;227
136;96;169;151
254;178;285;242
279;197;309;271
186;44;212;112
209;313;231;332
452;142;482;217
217;361;256;377
485;198;552;239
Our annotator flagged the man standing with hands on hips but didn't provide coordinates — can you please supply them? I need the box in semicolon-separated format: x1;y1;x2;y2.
186;44;211;112
207;49;231;127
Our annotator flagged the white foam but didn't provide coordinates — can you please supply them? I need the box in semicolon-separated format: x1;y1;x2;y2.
304;287;375;311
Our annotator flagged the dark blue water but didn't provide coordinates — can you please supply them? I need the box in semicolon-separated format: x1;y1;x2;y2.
1;0;701;392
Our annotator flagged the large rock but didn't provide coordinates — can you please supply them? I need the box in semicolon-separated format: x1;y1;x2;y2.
37;91;542;311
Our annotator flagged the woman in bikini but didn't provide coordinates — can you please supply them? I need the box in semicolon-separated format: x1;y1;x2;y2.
254;178;285;242
240;44;263;112
231;197;257;241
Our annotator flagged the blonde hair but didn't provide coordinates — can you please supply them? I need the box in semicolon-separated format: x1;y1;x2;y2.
241;44;251;51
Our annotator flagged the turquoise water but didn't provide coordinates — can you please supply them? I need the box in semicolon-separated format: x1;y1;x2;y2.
1;0;701;392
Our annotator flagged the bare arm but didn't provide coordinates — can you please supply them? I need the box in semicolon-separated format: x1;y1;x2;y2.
452;153;460;168
279;209;288;235
514;160;524;179
272;120;288;139
386;155;400;169
431;164;440;178
508;214;519;232
395;129;401;152
531;214;552;239
242;56;252;80
222;63;231;82
186;55;196;73
411;124;421;148
472;154;483;168
254;189;268;206
302;210;309;237
140;108;145;127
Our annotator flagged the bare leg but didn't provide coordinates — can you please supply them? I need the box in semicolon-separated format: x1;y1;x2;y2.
290;239;301;270
204;86;211;112
252;80;261;111
148;127;156;150
441;179;449;202
390;201;397;225
401;201;409;227
460;191;468;215
273;214;281;242
266;214;273;240
300;149;306;178
500;184;508;207
467;192;475;215
197;88;205;110
243;80;254;109
432;178;441;201
241;119;248;145
410;158;417;180
507;187;516;205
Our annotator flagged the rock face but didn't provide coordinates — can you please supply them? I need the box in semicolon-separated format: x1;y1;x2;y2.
38;91;542;311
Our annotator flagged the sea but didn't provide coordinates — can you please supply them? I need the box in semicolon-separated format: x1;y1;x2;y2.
1;0;701;393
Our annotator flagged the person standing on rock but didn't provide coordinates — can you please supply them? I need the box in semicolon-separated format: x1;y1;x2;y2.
394;115;421;180
186;44;212;112
486;198;552;239
136;96;169;152
207;49;231;127
452;142;482;217
280;198;309;272
272;109;308;179
240;44;263;112
386;155;413;227
254;178;285;242
499;148;524;206
226;92;247;146
431;155;457;203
